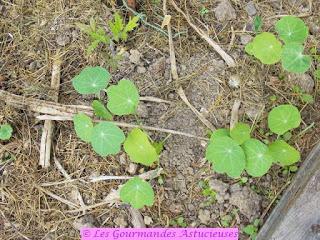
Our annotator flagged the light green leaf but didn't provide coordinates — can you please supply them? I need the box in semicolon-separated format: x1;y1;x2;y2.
242;139;274;177
275;16;308;44
300;94;314;104
124;128;158;166
268;140;300;166
253;16;263;32
281;43;311;73
205;136;246;178
245;42;255;56
0;124;13;140
109;12;124;42
268;104;301;135
72;66;111;94
209;128;230;142
107;79;139;115
73;113;93;142
91;122;125;156
124;16;140;33
120;177;154;209
249;32;282;64
92;100;113;120
230;123;251;145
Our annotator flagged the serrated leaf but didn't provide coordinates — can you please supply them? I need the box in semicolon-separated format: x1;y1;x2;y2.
124;128;158;166
209;128;230;142
253;16;263;32
230;123;251;145
0;124;13;140
107;79;139;115
109;12;124;42
249;32;282;64
124;16;139;33
242;139;273;177
120;177;154;209
268;104;301;135
92;100;113;120
300;94;314;104
91;122;125;156
72;66;111;94
275;16;308;44
205;136;246;178
73;113;93;142
268;140;300;166
281;43;311;73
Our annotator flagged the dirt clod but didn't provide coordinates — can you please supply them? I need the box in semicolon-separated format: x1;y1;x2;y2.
214;0;237;22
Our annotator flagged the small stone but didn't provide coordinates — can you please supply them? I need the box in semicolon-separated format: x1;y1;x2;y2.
129;49;141;64
288;73;314;93
127;163;138;175
228;75;241;89
214;0;236;22
240;34;253;45
136;66;147;73
209;179;229;194
310;23;320;36
114;215;128;227
73;215;97;230
245;1;257;16
119;153;127;164
198;209;211;224
56;34;70;46
144;216;153;225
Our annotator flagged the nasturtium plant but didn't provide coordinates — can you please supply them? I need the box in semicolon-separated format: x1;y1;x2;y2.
268;104;301;135
245;32;282;64
281;43;312;73
275;16;308;44
91;122;125;157
72;66;111;94
92;100;113;120
120;177;154;209
268;140;300;166
230;123;251;145
206;136;246;178
0;124;13;140
123;128;158;166
73;113;93;143
242;139;273;177
210;128;230;142
107;79;139;115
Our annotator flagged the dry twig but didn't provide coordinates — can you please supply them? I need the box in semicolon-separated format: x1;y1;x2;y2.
230;99;241;129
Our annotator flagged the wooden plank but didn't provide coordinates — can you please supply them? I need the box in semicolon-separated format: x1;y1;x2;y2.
257;143;320;240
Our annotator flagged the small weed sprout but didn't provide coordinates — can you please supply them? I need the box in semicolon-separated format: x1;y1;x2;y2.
0;124;13;141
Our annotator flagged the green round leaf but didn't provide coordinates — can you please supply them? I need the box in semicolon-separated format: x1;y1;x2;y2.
73;113;93;142
92;100;113;120
124;128;158;166
209;128;230;142
205;136;246;178
268;140;300;166
281;43;311;73
245;42;255;56
275;16;308;44
91;122;125;156
0;124;13;140
120;177;154;209
230;123;251;145
268;104;301;135
72;66;111;94
242;139;274;177
107;79;139;115
250;32;282;64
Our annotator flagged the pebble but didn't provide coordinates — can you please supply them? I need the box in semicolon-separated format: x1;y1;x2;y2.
73;215;97;230
129;49;141;64
245;1;257;16
144;216;153;225
127;163;138;175
198;209;211;224
114;215;128;227
136;66;147;73
214;0;236;22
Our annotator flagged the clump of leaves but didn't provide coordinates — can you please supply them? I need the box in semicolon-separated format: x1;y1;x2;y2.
71;66;159;209
0;124;13;140
108;12;139;42
246;16;311;73
205;104;301;178
292;85;314;104
243;219;260;240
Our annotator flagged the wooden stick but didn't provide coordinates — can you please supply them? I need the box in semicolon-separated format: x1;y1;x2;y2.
170;0;236;67
39;56;61;168
230;99;241;129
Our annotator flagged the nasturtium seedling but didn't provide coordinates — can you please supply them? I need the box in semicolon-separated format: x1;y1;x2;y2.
107;79;139;115
268;140;300;166
242;139;274;177
92;100;113;120
209;128;230;142
73;113;93;142
72;66;111;94
268;104;301;135
0;124;13;140
91;122;125;156
275;16;308;44
120;177;154;209
206;136;246;178
245;32;282;64
230;123;251;145
281;43;311;73
123;128;158;166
